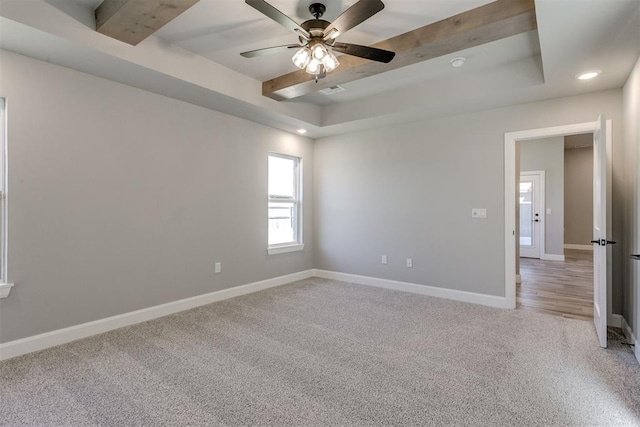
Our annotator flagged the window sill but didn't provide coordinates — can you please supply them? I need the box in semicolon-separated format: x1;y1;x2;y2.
0;282;14;299
268;244;304;255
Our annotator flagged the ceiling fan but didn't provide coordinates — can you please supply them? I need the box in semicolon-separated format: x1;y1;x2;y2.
240;0;396;80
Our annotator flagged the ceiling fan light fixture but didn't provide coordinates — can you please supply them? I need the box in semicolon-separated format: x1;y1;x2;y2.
306;58;322;74
312;44;328;60
322;51;339;72
292;47;312;69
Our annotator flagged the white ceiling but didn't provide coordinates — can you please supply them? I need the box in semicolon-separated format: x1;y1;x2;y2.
1;0;639;138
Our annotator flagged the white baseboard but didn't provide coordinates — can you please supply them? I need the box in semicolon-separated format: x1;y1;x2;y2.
0;270;314;361
0;282;14;298
541;254;565;261
515;274;522;284
312;269;508;309
564;244;593;251
620;316;639;365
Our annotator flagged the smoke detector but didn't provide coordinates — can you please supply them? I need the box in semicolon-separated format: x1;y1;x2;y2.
450;57;466;68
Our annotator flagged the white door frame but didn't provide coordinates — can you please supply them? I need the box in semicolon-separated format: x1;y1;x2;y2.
636;110;640;363
504;120;612;313
519;171;546;259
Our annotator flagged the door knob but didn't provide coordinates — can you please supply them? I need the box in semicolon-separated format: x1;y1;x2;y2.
590;239;617;246
631;254;640;260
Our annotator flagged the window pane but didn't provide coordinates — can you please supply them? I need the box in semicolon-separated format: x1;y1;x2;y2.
268;201;296;245
268;153;301;248
519;180;533;247
268;155;295;198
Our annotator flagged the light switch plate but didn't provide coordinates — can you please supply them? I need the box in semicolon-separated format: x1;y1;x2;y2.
472;208;487;219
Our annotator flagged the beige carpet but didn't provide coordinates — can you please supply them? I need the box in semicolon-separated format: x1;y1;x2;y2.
1;277;639;426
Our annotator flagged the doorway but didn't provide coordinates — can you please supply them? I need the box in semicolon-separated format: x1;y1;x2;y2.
504;118;612;348
517;137;595;320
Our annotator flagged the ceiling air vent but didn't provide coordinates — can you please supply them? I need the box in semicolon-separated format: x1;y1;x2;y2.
320;85;346;95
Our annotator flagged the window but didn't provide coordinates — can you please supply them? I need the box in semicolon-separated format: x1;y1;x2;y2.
268;153;303;255
0;98;11;298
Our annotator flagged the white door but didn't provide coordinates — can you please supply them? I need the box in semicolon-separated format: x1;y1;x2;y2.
635;111;640;362
592;114;610;348
520;173;543;259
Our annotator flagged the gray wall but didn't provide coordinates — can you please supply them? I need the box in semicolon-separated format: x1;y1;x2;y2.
622;55;640;340
0;50;314;343
520;137;565;256
1;47;635;344
314;89;624;309
564;146;594;246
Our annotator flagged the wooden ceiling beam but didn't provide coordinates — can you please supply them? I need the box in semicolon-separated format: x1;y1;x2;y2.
96;0;200;46
262;0;537;101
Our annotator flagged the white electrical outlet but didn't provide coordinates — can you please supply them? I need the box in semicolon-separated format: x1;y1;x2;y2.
215;262;221;273
406;258;413;268
381;255;388;265
472;208;487;219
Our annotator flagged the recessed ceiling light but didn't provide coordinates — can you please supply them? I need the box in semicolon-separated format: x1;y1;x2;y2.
297;129;307;135
450;57;466;68
576;70;601;80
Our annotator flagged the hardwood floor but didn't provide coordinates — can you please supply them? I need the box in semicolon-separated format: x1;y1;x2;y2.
517;249;593;321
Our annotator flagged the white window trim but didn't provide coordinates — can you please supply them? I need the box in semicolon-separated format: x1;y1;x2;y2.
0;98;12;298
267;243;305;255
268;153;303;254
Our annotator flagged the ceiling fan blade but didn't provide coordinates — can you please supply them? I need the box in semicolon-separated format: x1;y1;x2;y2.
323;0;385;40
331;42;395;63
241;45;301;58
245;0;311;39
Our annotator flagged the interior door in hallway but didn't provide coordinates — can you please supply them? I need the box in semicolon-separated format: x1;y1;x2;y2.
520;172;543;259
592;114;610;348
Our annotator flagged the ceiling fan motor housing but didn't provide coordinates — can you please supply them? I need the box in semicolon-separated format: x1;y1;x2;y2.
301;19;330;39
309;3;326;19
